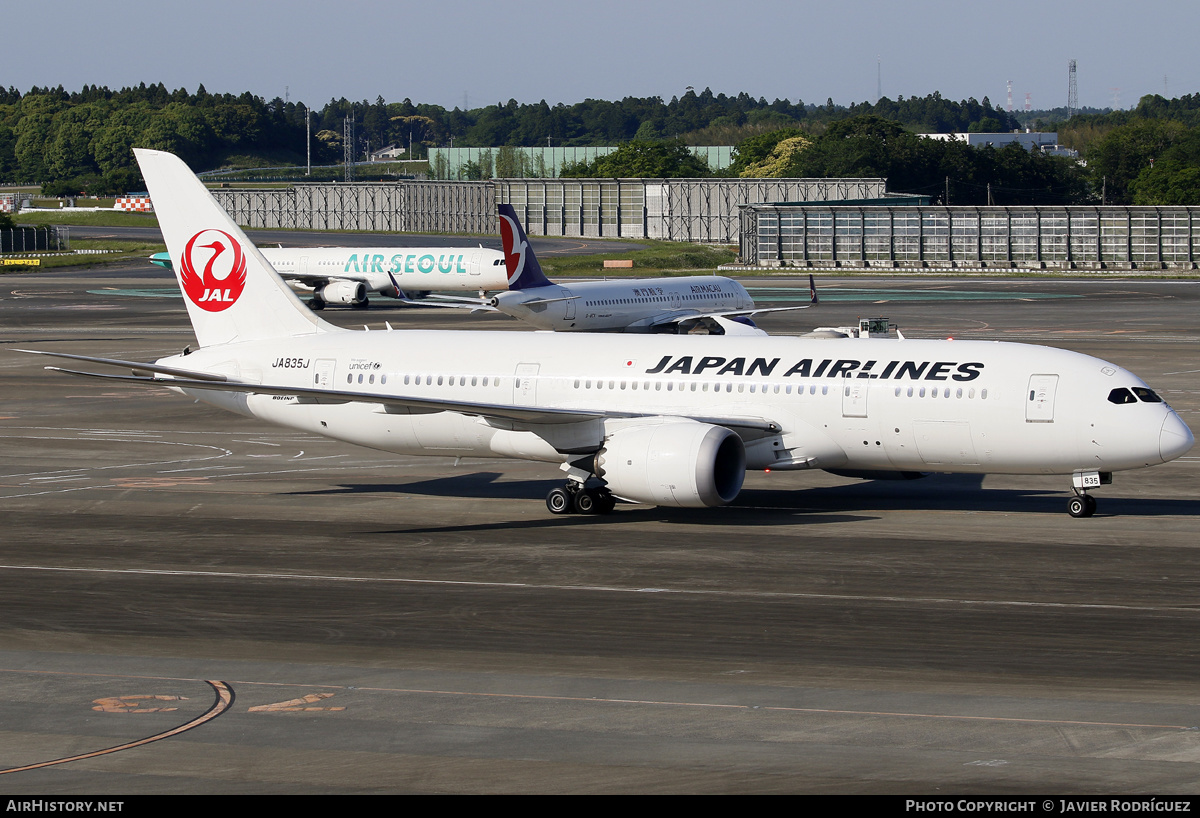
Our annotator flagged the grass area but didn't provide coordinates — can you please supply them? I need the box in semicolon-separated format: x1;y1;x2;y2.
538;240;737;277
14;211;160;228
0;239;164;272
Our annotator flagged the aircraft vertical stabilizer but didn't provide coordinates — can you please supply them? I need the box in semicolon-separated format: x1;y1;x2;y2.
498;204;554;290
134;148;332;347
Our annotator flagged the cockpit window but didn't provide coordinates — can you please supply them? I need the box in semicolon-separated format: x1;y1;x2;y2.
1107;388;1137;405
1132;387;1163;403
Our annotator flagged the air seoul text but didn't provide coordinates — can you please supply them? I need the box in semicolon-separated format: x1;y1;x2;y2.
344;253;468;275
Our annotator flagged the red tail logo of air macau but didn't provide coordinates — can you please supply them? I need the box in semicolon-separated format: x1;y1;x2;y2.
179;229;247;311
498;213;526;285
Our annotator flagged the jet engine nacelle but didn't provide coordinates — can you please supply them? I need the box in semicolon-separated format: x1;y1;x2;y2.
320;281;367;306
594;421;745;508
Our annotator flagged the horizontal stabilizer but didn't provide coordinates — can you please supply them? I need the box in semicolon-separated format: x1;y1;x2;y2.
16;349;228;381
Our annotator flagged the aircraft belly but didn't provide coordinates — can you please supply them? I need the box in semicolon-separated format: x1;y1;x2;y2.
912;420;980;467
245;398;494;457
185;388;255;418
772;416;848;470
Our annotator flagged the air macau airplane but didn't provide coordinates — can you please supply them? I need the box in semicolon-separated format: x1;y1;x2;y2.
24;149;1193;518
415;204;814;335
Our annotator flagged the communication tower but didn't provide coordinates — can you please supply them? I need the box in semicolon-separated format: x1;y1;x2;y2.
1006;80;1013;112
1067;60;1078;118
344;115;355;182
1024;93;1032;113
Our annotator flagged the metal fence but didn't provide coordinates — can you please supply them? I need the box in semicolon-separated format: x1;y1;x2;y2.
428;146;736;179
1;226;67;253
212;178;887;243
497;178;885;243
740;205;1200;270
213;183;496;235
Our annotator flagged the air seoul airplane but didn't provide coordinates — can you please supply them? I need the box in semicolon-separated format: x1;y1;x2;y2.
151;244;508;309
23;149;1193;519
415;204;813;334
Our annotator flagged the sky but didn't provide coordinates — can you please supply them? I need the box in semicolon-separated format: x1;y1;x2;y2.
5;0;1197;114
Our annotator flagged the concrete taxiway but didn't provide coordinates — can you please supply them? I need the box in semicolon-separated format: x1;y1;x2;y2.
1;262;1198;793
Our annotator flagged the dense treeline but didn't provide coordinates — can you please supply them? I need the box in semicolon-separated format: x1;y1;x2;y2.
714;94;1200;206
0;83;1017;193
722;117;1091;206
0;83;315;193
1058;94;1200;204
2;82;1197;204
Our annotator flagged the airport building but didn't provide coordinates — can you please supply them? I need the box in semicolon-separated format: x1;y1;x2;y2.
925;131;1078;158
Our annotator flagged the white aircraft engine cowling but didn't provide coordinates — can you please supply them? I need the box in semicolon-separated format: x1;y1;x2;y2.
320;281;367;305
594;422;745;508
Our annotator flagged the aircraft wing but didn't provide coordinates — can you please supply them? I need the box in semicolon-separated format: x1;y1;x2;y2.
645;303;811;328
24;350;780;434
399;297;498;313
41;366;625;424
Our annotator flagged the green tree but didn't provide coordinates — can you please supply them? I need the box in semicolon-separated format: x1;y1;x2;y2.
45;104;104;180
561;140;710;177
1086;119;1187;204
138;103;214;166
729;127;805;175
1130;161;1200;204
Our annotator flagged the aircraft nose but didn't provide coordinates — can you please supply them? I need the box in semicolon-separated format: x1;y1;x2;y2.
1160;411;1194;463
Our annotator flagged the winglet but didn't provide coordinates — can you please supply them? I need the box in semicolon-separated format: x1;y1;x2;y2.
809;274;819;305
497;204;553;290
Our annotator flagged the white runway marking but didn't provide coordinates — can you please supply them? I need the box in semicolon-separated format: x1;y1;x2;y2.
2;563;1199;615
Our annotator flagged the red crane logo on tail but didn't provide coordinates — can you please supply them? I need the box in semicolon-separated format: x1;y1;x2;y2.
179;229;247;312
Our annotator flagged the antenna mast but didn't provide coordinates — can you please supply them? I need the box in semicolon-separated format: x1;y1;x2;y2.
1067;60;1078;118
344;115;355;182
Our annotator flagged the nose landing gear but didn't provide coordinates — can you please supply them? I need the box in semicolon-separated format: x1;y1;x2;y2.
1068;471;1110;518
1067;493;1097;518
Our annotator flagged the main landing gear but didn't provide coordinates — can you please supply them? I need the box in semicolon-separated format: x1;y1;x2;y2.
546;483;616;516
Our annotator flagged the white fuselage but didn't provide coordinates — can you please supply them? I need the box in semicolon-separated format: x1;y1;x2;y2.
263;246;509;295
160;331;1191;478
491;276;755;331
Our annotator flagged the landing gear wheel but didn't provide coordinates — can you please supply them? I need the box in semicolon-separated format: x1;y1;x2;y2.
573;488;598;514
1068;495;1096;518
546;487;572;515
309;297;325;311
